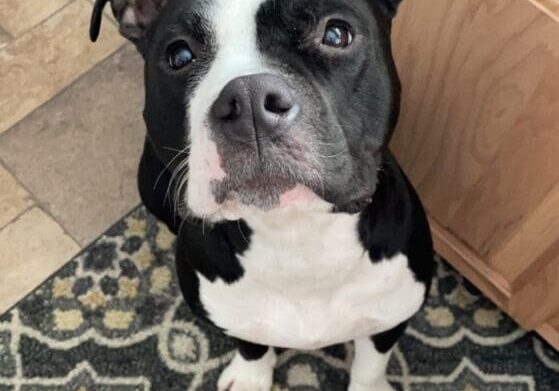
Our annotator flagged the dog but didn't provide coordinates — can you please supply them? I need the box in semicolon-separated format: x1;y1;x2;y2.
91;0;434;389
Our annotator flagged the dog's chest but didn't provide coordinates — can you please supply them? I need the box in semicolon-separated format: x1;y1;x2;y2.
197;210;425;349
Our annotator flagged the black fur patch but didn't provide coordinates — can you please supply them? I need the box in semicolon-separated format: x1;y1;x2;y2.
237;339;270;361
371;321;408;353
174;218;252;322
358;152;434;288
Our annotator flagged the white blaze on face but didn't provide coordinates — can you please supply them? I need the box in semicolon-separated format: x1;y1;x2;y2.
186;0;270;219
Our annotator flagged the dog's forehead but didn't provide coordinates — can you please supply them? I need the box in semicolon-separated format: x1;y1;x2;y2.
205;0;268;40
181;0;365;33
188;0;268;23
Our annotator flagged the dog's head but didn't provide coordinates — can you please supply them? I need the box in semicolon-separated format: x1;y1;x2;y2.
91;0;403;221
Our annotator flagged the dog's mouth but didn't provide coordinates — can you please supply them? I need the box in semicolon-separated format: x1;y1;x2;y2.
184;127;331;221
211;168;320;211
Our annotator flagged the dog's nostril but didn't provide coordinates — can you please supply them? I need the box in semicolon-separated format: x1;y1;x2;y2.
224;99;241;121
264;94;292;115
214;97;242;121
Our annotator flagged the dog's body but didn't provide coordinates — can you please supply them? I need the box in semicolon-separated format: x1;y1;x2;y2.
92;0;434;389
175;152;431;351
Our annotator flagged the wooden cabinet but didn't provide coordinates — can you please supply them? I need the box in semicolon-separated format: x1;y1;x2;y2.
390;0;559;349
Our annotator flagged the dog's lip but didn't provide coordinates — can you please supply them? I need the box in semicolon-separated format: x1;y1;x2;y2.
215;172;296;193
243;174;293;189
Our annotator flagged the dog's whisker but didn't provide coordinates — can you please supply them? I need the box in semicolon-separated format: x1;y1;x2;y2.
154;151;185;191
163;145;191;154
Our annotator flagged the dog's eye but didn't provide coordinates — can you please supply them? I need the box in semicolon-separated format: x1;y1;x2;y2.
322;21;353;48
167;41;194;70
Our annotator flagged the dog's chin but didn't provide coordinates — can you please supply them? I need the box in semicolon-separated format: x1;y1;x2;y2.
189;184;332;222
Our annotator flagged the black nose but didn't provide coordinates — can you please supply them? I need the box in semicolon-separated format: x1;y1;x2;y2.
210;74;300;146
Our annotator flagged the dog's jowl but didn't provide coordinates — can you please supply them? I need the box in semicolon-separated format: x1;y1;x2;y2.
91;0;434;389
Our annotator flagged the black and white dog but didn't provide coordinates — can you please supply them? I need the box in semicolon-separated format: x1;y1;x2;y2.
91;0;434;389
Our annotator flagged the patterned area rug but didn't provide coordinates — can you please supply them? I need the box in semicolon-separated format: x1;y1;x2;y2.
1;207;558;391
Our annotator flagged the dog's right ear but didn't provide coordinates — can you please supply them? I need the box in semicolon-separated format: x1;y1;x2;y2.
90;0;167;43
376;0;404;18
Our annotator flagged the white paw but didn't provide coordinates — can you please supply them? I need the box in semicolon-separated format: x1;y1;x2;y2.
217;350;275;391
348;379;395;391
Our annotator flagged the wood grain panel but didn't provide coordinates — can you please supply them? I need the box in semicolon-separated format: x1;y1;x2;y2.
509;253;559;329
536;323;559;351
391;0;559;345
429;217;511;309
537;312;559;350
391;0;559;264
492;186;559;289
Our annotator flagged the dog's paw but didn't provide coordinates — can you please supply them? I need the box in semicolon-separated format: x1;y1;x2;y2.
348;380;395;391
217;350;275;391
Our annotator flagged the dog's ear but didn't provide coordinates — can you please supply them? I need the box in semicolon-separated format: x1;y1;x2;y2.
376;0;404;18
90;0;167;43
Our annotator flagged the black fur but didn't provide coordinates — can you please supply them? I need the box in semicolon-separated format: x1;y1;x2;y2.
174;218;251;322
137;140;182;234
377;0;404;17
237;340;270;361
371;321;408;354
358;151;434;288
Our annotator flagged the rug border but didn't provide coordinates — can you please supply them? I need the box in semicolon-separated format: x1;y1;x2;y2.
0;203;143;317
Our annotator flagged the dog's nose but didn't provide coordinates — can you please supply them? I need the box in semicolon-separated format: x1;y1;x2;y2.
210;74;300;145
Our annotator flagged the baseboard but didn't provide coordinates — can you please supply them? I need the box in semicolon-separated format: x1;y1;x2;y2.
536;323;559;351
428;215;512;309
428;214;559;351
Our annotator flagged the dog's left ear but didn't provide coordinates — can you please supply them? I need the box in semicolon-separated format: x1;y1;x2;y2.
377;0;404;18
90;0;167;43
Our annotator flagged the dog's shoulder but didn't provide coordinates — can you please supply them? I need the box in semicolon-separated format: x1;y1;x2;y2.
358;152;434;286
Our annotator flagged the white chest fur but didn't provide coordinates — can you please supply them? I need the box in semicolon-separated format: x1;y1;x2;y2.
197;207;426;349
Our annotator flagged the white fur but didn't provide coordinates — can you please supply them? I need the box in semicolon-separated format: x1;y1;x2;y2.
198;208;426;350
218;348;276;391
186;0;271;220
349;338;395;391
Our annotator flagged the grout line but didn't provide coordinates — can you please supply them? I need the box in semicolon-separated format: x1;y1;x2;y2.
35;206;83;248
0;0;127;138
0;204;34;232
0;0;129;247
0;41;128;139
0;157;37;209
5;0;79;40
0;157;38;203
0;203;142;317
0;25;13;40
0;157;82;247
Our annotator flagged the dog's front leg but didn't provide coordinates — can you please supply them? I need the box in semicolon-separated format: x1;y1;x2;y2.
348;323;407;391
218;339;276;391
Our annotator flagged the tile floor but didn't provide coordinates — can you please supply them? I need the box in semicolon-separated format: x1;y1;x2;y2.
0;0;145;313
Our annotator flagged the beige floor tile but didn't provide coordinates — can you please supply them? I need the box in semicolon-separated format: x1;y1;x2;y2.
0;27;10;50
0;0;125;134
0;164;33;229
0;207;80;314
0;0;72;37
0;45;145;246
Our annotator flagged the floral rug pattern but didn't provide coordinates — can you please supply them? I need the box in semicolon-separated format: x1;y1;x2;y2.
0;207;558;390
